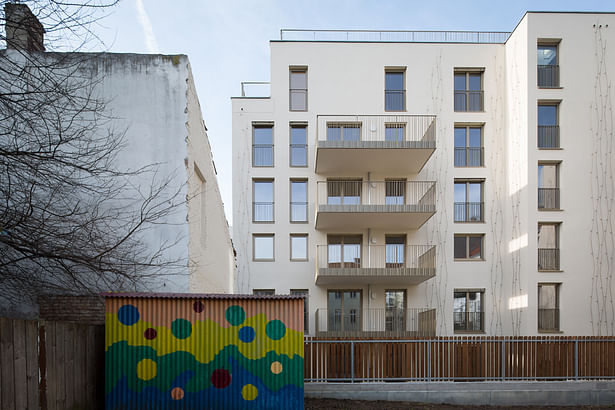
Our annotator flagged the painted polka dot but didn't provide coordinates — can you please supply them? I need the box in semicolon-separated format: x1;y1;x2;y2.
193;301;204;313
117;305;139;326
238;326;255;343
270;361;283;374
144;328;157;340
211;368;231;389
241;384;258;401
225;305;245;326
171;387;185;400
171;318;192;339
265;319;286;340
136;358;157;381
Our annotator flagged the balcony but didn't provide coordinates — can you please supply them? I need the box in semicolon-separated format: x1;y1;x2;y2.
315;245;436;285
314;308;436;337
538;308;560;332
454;202;484;222
454;90;484;112
315;114;436;174
537;65;560;88
453;311;484;332
538;248;560;271
315;180;436;229
538;188;560;210
538;125;560;148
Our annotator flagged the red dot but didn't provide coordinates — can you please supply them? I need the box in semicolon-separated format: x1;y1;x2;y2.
144;328;157;340
211;369;231;388
193;301;205;313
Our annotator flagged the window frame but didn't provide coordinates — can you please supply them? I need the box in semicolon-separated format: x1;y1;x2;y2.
454;123;484;167
537;101;560;149
537;222;561;271
538;283;561;332
290;178;308;223
252;178;274;223
537;40;560;88
384;68;406;112
252;123;274;167
289;66;308;111
454;69;484;112
290;233;309;261
453;234;485;261
289;123;308;167
454;179;484;223
453;289;485;333
327;235;362;268
252;234;275;262
538;161;561;210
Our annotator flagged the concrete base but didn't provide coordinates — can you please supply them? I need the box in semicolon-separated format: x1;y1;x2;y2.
305;381;615;406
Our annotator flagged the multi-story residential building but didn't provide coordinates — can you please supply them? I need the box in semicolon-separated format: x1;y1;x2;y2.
232;12;615;337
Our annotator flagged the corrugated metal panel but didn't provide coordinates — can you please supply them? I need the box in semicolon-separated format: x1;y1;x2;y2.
105;295;304;409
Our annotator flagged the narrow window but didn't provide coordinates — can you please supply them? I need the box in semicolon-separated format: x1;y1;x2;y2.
538;103;559;148
290;124;307;167
290;234;308;261
385;236;406;268
385;290;406;332
537;42;559;88
454;125;483;167
538;283;560;331
538;223;560;270
454;180;484;222
252;179;274;222
253;124;273;166
290;179;308;222
253;234;274;261
538;162;560;210
454;70;483;112
289;67;307;111
385;69;405;111
453;290;484;332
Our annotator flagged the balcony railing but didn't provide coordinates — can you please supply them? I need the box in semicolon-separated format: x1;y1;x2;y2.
537;65;560;88
315;308;436;337
290;201;308;222
538;248;560;271
538;125;560;148
454;147;483;167
538;188;560;210
538;308;560;331
316;245;436;270
280;29;510;44
454;90;483;112
453;311;484;332
385;90;405;111
454;202;484;222
252;202;274;222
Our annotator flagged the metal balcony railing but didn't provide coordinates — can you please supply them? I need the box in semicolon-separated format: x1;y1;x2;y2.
538;308;560;331
538;248;560;271
453;311;484;332
454;90;484;112
538;125;560;148
280;29;510;43
290;201;308;222
537;65;560;88
240;81;270;97
252;202;274;222
315;308;436;337
454;147;483;167
316;244;436;270
538;188;560;210
454;202;484;222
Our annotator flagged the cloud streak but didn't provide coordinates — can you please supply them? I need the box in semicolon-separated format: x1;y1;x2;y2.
135;0;160;54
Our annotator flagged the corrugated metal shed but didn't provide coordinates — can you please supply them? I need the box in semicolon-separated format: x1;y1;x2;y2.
104;293;304;409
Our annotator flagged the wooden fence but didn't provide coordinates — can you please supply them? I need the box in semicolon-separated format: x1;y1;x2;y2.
0;317;104;410
305;336;615;382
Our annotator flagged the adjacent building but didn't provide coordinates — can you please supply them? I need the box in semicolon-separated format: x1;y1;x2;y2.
232;12;615;336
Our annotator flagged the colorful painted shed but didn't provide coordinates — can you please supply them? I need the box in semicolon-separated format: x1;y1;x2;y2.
104;293;304;409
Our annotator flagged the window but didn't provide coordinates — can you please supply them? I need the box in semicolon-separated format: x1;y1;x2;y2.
253;289;275;296
385;290;406;332
253;124;273;166
289;67;307;111
290;124;307;167
327;123;361;141
385;179;405;205
454;70;483;112
290;234;308;261
454;180;484;222
327;290;362;332
385;123;405;142
537;42;559;87
538;163;560;210
454;125;483;167
454;234;484;260
290;289;309;333
253;179;274;222
327;180;361;205
538;103;559;148
253;234;274;261
538;223;560;270
453;290;484;332
290;179;307;222
385;236;405;268
538;283;560;331
327;235;361;268
385;69;405;111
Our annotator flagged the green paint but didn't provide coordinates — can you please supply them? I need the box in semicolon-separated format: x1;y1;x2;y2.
171;318;192;339
265;320;286;340
225;305;245;326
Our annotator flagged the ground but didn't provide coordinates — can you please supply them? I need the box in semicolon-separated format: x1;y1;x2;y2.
304;398;615;409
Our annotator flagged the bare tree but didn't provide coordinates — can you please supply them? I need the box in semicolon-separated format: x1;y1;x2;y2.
0;2;186;308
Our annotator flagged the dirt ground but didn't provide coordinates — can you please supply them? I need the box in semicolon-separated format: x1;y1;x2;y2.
304;398;615;409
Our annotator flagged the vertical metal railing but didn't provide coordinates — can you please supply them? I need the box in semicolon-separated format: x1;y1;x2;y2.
454;147;483;167
538;125;560;148
453;202;484;222
538;248;560;270
537;65;560;88
538;188;560;210
454;90;484;112
538;308;560;331
317;115;436;143
317;180;436;208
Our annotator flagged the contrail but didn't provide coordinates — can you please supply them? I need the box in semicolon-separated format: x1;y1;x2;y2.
135;0;160;54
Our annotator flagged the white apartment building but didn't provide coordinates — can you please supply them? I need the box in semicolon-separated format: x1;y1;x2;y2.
232;12;615;337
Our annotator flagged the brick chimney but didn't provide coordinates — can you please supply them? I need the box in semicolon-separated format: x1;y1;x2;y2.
5;3;45;51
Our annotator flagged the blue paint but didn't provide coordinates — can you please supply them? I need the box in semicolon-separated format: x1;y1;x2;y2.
238;326;255;343
117;305;140;326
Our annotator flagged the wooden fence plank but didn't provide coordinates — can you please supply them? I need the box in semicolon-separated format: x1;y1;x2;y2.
1;317;15;410
46;322;57;410
12;319;27;410
26;321;39;410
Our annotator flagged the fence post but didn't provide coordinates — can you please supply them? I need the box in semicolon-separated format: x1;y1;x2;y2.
350;341;354;383
501;339;506;380
427;340;431;381
574;339;578;381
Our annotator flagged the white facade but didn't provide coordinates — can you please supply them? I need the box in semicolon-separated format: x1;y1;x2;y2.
232;12;615;336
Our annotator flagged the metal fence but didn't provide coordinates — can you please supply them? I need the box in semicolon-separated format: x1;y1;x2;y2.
538;188;560;210
304;337;615;382
280;29;510;44
316;180;436;209
538;248;560;270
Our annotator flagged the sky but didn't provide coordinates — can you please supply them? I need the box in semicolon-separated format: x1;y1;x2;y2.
91;0;614;225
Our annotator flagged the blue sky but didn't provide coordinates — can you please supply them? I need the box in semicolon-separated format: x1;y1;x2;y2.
94;0;614;224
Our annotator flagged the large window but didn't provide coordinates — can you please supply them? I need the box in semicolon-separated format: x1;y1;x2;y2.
538;283;560;331
537;42;559;88
385;70;405;111
454;234;484;260
454;70;483;112
253;179;274;222
327;290;362;333
253;234;274;261
385;236;405;268
290;289;309;333
290;124;307;167
538;103;559;148
290;179;307;222
327;123;361;141
327;180;361;205
253;124;273;167
454;125;483;167
290;234;308;261
289;67;307;111
454;180;484;222
538;163;560;210
454;290;484;332
385;290;406;332
538;223;560;270
327;235;361;268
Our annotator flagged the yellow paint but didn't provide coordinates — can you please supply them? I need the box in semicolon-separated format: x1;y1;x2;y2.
241;384;258;401
105;312;304;363
270;361;283;374
136;358;157;381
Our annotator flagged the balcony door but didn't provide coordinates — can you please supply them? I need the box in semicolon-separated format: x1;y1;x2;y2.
328;290;362;333
327;235;361;268
385;235;405;268
385;290;406;332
